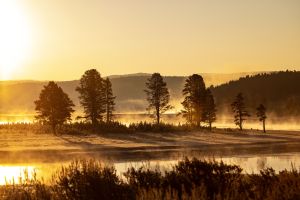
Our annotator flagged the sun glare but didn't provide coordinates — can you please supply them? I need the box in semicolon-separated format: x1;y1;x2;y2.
0;0;31;80
0;165;36;185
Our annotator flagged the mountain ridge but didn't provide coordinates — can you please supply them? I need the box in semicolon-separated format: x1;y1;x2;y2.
2;71;299;119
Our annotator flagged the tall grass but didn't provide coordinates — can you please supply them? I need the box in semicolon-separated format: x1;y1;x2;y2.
0;122;193;135
1;158;300;199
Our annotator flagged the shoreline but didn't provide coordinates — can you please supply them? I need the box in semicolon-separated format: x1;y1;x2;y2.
0;129;299;163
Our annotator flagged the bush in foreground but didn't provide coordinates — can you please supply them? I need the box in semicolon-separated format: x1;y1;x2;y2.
52;160;134;200
1;158;300;199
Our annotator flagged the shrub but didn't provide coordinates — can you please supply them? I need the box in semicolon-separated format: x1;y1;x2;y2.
52;159;135;200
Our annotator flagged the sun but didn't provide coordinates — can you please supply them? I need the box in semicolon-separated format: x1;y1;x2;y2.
0;0;31;80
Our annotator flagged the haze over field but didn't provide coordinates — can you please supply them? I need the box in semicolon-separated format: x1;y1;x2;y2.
0;72;260;115
1;71;300;127
1;1;300;199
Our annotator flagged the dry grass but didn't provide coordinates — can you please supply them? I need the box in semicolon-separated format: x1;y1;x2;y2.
0;158;300;199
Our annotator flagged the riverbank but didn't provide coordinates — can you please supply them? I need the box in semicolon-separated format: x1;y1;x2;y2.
0;128;300;163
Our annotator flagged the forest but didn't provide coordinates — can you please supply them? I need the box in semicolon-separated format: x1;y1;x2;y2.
211;70;300;118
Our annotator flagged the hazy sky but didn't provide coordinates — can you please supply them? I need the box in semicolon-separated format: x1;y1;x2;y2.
0;0;300;80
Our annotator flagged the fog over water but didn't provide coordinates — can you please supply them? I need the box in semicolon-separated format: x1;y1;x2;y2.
1;112;300;184
1;113;300;131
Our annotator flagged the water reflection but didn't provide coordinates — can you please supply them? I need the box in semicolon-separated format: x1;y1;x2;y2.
115;154;300;176
1;153;300;185
0;165;35;185
0;163;62;185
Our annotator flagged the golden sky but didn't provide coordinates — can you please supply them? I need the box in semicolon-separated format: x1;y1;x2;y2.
0;0;300;80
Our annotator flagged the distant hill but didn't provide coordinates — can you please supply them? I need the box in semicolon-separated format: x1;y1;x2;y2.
211;71;300;118
0;72;259;115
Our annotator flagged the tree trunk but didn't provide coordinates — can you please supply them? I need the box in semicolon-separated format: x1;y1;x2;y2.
52;123;56;135
209;122;212;131
156;108;160;125
196;112;201;127
106;109;109;124
197;121;201;128
263;120;266;133
239;113;243;131
91;114;98;127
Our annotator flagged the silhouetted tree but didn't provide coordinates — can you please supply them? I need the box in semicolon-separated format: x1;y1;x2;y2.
103;78;116;123
181;74;206;127
35;81;74;133
144;73;173;124
231;93;250;130
181;96;193;125
203;89;217;130
76;69;105;125
256;104;267;133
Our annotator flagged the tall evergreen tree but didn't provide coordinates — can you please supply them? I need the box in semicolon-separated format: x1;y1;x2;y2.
103;78;116;123
256;104;267;133
76;69;105;125
144;73;173;124
181;96;193;125
181;74;206;127
35;81;74;133
203;89;217;130
231;93;250;130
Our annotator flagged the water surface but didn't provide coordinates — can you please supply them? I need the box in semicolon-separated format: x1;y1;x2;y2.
2;153;300;185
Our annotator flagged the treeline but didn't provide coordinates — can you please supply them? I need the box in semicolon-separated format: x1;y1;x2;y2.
2;158;300;200
212;70;300;117
34;69;269;133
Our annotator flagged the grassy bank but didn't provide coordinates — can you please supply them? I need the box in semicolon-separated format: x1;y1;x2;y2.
0;122;194;135
0;158;300;200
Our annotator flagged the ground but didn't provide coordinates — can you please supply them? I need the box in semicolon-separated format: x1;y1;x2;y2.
0;128;300;163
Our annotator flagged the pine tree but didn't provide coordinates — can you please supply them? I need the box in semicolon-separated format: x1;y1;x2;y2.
256;104;267;133
76;69;105;125
203;89;217;130
144;73;173;124
181;96;193;125
103;78;116;123
181;74;206;127
231;93;250;130
35;81;74;133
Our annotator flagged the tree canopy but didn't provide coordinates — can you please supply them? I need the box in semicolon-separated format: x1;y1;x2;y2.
231;93;250;130
144;73;173;124
203;89;217;130
212;71;300;118
256;104;267;133
181;74;206;127
76;69;106;125
103;77;116;123
35;81;74;133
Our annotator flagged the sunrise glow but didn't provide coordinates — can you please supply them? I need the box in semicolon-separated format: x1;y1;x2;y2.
0;0;32;80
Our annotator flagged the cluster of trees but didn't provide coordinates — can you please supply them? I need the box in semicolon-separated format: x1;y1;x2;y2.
212;70;300;117
34;69;266;133
231;93;267;132
35;69;115;133
144;73;266;132
144;73;217;130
